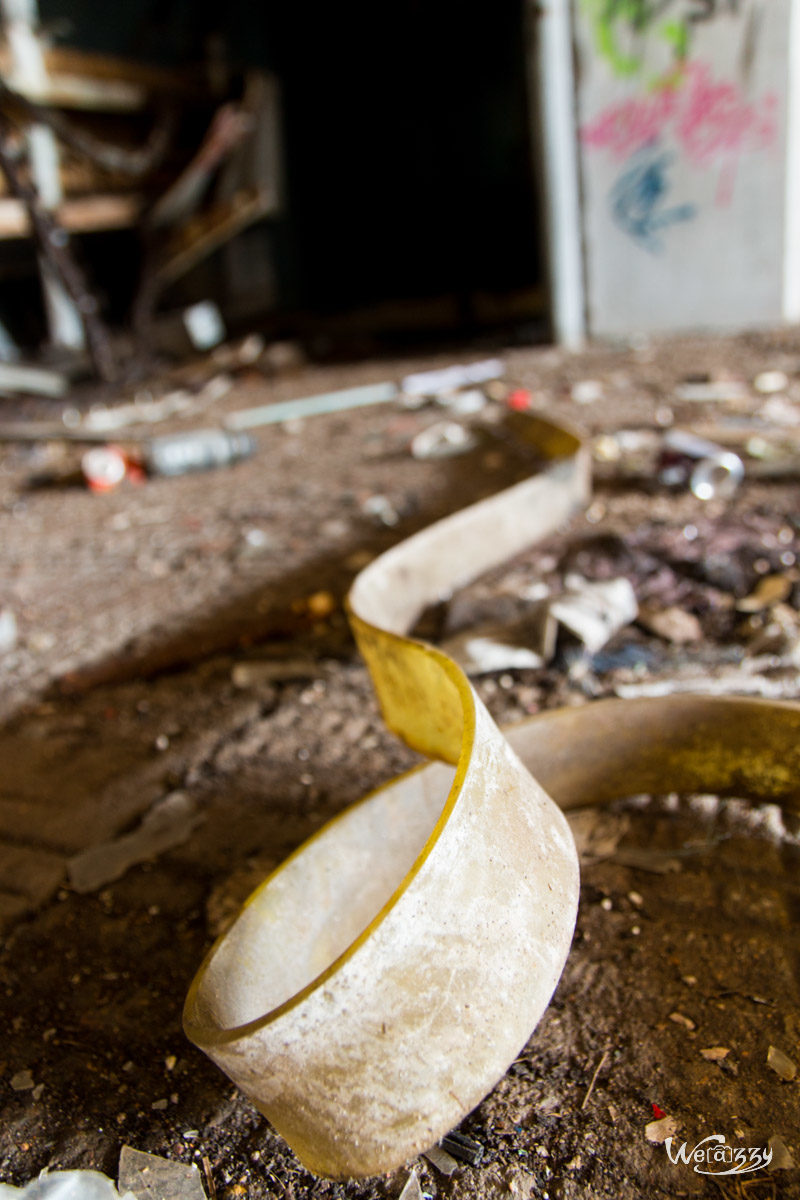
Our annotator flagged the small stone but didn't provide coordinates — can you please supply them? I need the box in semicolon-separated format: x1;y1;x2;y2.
600;897;613;911
10;1070;34;1091
32;1083;44;1101
154;734;170;752
767;1045;797;1081
628;891;644;907
165;1055;177;1071
151;1097;168;1110
669;1012;696;1030
700;1046;730;1061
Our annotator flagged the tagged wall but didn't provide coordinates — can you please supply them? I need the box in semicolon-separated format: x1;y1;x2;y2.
573;0;791;335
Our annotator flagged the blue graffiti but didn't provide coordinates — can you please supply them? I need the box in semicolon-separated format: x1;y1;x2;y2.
609;141;697;252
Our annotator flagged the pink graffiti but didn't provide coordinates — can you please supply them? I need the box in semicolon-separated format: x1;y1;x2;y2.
581;61;778;167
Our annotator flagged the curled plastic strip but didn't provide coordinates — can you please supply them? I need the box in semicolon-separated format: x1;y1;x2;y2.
184;411;800;1179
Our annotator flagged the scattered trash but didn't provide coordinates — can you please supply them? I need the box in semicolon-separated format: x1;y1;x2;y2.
439;1131;483;1165
570;379;603;405
397;1171;423;1200
182;301;226;352
645;1115;678;1144
143;429;255;478
118;1147;207;1199
361;494;400;526
674;380;749;403
549;576;638;655
566;810;630;861
0;362;67;398
231;659;318;687
436;388;487;415
638;606;702;645
768;1135;796;1170
754;370;789;394
224;382;397;431
80;390;199;435
736;574;794;613
0;1172;134;1198
615;667;800;701
0;608;18;656
659;429;744;500
410;421;478;460
757;394;800;427
506;388;532;411
669;1012;696;1031
68;791;202;892
81;446;129;493
400;359;503;399
440;606;555;675
767;1044;797;1081
423;1145;459;1176
700;1046;730;1061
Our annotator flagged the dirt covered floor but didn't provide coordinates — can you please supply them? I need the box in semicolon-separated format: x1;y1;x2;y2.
0;330;799;1199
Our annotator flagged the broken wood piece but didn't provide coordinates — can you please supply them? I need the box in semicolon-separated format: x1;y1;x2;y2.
0;43;213;111
0;192;144;239
0;114;117;379
154;188;276;287
0;80;174;176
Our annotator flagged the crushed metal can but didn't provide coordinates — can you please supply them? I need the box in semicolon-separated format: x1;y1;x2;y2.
658;429;745;501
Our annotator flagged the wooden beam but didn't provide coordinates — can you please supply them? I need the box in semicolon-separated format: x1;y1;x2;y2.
0;192;143;238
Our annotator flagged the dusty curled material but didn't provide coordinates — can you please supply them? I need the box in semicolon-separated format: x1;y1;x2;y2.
184;412;800;1179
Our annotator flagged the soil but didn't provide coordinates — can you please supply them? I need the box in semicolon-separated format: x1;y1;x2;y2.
0;329;799;1199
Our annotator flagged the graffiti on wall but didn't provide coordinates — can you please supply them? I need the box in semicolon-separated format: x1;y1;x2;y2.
581;58;779;247
581;0;742;78
608;141;696;251
582;60;778;167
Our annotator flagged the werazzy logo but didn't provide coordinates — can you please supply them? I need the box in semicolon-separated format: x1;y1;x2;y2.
665;1134;773;1176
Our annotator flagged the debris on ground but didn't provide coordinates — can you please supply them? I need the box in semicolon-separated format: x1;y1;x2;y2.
410;421;478;460
768;1135;797;1170
767;1044;797;1081
422;1146;459;1176
549;576;638;655
118;1147;207;1200
67;791;202;892
0;1172;135;1198
644;1115;678;1144
1;331;800;1197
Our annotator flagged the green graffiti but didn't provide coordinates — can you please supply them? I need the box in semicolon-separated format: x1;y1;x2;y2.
660;18;690;58
581;0;692;78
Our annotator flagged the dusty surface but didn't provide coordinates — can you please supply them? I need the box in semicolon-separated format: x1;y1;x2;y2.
0;330;799;1198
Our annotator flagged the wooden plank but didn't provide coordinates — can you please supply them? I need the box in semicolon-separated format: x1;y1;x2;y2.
0;43;212;111
0;192;143;238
